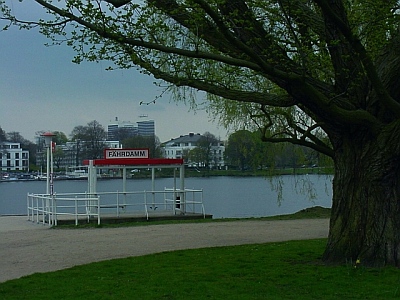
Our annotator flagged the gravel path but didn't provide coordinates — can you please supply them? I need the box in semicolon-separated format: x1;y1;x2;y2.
0;216;329;283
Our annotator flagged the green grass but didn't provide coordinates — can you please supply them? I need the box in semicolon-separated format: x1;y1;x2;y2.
2;208;397;299
1;239;399;299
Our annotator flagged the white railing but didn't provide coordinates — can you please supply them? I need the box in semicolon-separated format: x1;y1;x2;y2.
27;188;204;226
163;188;205;217
27;193;100;226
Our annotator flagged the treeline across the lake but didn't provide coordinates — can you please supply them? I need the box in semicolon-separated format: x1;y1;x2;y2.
1;124;333;173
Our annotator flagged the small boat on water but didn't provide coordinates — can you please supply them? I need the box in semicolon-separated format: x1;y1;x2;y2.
1;173;36;182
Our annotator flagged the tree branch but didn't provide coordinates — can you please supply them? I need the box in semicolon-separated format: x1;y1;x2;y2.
128;51;297;107
314;0;400;118
262;135;334;158
31;0;383;132
147;0;234;56
33;0;270;73
193;0;296;79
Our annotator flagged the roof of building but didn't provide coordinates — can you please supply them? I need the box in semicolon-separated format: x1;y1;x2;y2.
165;133;202;145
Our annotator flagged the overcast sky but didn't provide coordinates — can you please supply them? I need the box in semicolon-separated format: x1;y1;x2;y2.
0;1;228;143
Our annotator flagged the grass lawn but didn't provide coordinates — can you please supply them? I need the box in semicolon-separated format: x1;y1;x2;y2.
1;208;399;299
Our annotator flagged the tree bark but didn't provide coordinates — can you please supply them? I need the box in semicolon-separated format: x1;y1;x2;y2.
323;121;400;266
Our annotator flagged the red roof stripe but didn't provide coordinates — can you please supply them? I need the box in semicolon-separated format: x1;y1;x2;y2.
83;158;184;166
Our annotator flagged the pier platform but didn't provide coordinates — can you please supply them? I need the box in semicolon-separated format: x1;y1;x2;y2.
45;212;213;226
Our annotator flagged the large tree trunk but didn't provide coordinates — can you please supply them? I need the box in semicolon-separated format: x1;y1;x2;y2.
323;121;400;267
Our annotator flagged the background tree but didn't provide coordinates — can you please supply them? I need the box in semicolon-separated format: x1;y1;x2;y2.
52;131;68;146
0;127;7;163
181;148;191;164
251;132;275;170
187;147;207;168
84;120;107;159
225;130;276;171
70;126;85;166
114;127;134;142
276;143;301;169
52;147;65;169
3;0;400;266
225;130;255;171
6;131;25;144
197;132;219;169
0;126;6;143
71;120;107;160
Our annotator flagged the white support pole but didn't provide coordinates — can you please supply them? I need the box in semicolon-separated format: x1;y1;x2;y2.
151;167;155;208
180;164;185;214
87;164;90;195
46;147;50;195
122;167;127;193
50;145;54;196
122;167;127;211
173;168;177;214
88;160;97;195
88;160;97;216
41;132;55;219
97;196;101;225
50;144;55;225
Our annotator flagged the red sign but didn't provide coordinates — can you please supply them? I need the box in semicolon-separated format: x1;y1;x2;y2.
104;148;149;159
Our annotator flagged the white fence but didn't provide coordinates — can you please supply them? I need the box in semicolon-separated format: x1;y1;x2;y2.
27;193;100;226
27;188;205;226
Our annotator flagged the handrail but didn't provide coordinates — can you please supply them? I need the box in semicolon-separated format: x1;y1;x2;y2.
27;188;205;226
27;193;100;226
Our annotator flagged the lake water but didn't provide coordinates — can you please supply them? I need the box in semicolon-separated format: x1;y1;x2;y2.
0;175;332;218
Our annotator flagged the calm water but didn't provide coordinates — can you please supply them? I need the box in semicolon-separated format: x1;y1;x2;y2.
0;175;332;218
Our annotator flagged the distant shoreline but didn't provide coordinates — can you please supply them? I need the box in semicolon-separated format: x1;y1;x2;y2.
0;167;334;183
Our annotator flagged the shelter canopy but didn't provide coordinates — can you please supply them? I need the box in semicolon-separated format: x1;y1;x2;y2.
82;158;184;166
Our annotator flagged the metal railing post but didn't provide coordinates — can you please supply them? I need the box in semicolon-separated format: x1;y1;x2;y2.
53;194;57;226
117;190;119;217
75;196;78;226
35;196;39;224
144;191;149;220
41;197;45;225
26;193;29;220
97;196;101;225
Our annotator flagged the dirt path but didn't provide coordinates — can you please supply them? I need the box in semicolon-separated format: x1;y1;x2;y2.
0;216;329;283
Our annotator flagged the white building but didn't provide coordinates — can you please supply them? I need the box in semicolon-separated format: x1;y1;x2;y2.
0;142;29;171
163;133;225;168
107;117;155;140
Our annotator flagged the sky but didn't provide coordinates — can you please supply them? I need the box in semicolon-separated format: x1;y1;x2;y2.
0;1;228;143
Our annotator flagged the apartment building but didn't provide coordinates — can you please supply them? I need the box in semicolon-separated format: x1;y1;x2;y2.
0;142;29;171
163;133;225;169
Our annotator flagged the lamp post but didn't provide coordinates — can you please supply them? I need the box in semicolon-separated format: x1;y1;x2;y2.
42;132;55;195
